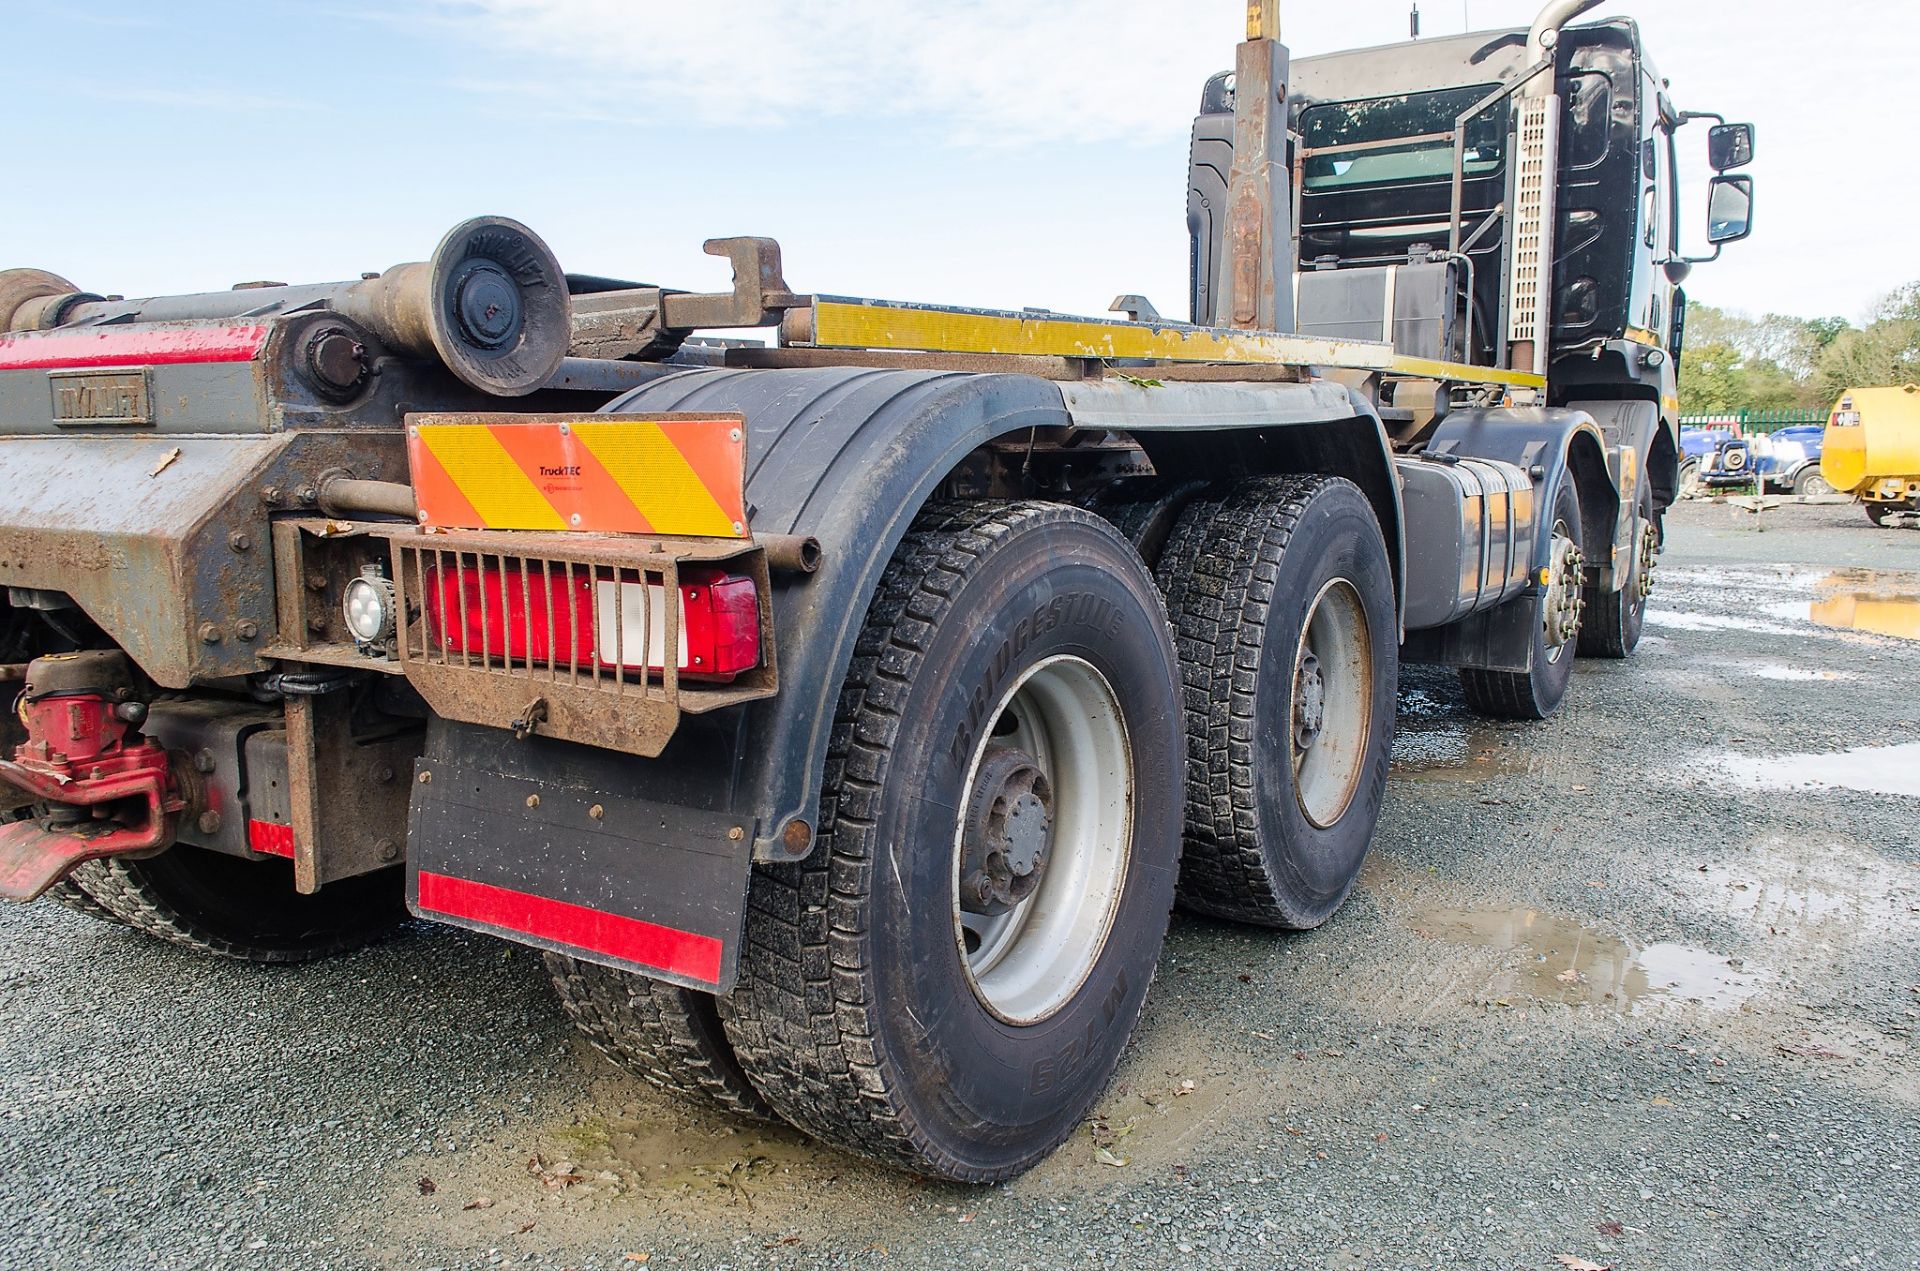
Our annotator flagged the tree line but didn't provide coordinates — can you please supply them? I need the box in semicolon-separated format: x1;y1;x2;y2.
1678;283;1920;415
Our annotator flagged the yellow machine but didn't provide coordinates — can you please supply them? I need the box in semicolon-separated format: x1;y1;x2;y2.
1821;384;1920;525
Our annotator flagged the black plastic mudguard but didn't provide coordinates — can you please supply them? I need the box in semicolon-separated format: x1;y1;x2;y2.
405;720;751;991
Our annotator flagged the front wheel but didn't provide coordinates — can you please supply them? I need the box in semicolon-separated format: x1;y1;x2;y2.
720;501;1184;1182
1460;479;1585;719
1579;481;1654;658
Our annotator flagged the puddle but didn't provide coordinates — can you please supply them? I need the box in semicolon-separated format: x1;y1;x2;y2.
1390;727;1533;783
1711;742;1920;800
1737;661;1853;682
1806;588;1920;640
1644;609;1800;636
1412;904;1768;1012
1694;835;1918;942
1651;565;1920;642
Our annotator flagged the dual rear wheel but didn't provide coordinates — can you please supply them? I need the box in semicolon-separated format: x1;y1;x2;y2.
555;481;1400;1180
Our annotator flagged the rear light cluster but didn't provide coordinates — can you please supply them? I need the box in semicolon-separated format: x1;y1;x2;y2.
423;563;760;681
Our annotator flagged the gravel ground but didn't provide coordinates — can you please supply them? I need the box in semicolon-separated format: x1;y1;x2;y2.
3;498;1917;1271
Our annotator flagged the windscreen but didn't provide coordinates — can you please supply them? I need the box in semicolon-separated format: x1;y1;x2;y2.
1301;85;1506;191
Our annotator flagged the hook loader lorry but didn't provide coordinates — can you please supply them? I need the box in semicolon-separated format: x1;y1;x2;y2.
0;0;1752;1180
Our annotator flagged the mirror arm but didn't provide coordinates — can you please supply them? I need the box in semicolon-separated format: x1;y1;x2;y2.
1675;109;1726;128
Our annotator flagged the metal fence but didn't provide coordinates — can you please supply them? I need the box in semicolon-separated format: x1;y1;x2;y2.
1679;408;1828;436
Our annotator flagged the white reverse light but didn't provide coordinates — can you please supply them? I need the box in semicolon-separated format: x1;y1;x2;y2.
343;565;398;648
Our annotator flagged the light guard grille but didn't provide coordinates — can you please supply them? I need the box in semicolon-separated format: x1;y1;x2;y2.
378;528;776;758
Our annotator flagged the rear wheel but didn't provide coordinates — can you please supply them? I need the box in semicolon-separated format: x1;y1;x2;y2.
1155;476;1397;929
1580;481;1654;659
1793;468;1834;496
1866;501;1898;526
720;501;1183;1182
545;954;772;1120
71;845;403;963
1461;480;1585;720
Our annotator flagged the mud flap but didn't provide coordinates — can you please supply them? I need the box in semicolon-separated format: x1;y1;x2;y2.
405;747;752;993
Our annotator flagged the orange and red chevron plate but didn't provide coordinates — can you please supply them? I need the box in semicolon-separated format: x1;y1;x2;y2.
405;413;748;538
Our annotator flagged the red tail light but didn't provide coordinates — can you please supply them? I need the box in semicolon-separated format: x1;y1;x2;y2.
423;563;760;680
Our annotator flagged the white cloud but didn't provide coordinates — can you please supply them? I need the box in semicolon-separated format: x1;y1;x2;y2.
436;0;1244;145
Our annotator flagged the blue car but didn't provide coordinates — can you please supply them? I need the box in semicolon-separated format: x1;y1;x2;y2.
1678;423;1831;495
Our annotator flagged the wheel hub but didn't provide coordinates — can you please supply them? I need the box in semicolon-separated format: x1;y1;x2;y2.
1293;651;1326;751
1636;519;1659;601
959;745;1053;917
1542;534;1585;648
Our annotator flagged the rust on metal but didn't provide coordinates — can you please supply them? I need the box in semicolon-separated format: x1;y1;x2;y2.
374;526;777;758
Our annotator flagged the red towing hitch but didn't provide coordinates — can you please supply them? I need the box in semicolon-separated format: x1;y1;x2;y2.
0;651;185;902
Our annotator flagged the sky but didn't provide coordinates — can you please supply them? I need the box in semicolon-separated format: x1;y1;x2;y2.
3;0;1916;329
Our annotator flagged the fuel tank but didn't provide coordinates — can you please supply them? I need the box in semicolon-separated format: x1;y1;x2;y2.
1821;384;1920;495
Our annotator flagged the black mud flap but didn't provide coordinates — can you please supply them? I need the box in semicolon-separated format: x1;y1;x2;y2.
405;737;752;993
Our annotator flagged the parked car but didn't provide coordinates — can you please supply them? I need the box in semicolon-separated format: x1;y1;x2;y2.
1678;425;1737;495
1679;423;1831;495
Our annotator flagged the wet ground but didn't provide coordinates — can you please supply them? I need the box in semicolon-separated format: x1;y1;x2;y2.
2;499;1917;1270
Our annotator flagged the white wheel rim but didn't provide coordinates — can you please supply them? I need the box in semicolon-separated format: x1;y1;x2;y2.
1291;578;1374;830
951;655;1132;1026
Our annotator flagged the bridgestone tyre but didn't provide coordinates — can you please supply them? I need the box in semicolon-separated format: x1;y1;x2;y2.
1460;480;1584;720
69;846;403;963
44;876;125;924
1155;475;1397;930
720;501;1184;1183
543;953;773;1121
1579;481;1653;659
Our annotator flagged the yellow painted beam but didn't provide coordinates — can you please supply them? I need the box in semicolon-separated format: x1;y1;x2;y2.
806;298;1396;371
1386;355;1547;391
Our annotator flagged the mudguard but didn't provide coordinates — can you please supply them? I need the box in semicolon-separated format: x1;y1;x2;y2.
412;367;1400;988
1570;398;1663;573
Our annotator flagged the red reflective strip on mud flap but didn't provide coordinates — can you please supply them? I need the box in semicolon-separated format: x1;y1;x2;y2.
413;870;723;986
248;819;295;858
0;325;269;370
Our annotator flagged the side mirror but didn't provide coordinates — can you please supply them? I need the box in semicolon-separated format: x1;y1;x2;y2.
1707;122;1754;171
1706;174;1754;244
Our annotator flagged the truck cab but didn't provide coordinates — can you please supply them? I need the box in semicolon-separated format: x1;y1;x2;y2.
1188;11;1756;510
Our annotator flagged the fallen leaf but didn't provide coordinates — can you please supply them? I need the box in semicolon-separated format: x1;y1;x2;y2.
149;447;183;478
1094;1146;1131;1168
515;1222;536;1235
462;1196;493;1211
769;1234;803;1247
1571;784;1590;792
416;1176;437;1196
1175;1079;1196;1096
1596;1220;1624;1236
957;1212;975;1223
1554;1256;1610;1271
623;1255;651;1265
1650;1096;1674;1107
1238;973;1253;983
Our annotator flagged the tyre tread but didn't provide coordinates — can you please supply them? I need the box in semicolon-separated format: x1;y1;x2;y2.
1153;474;1367;928
722;500;1157;1183
544;953;774;1120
